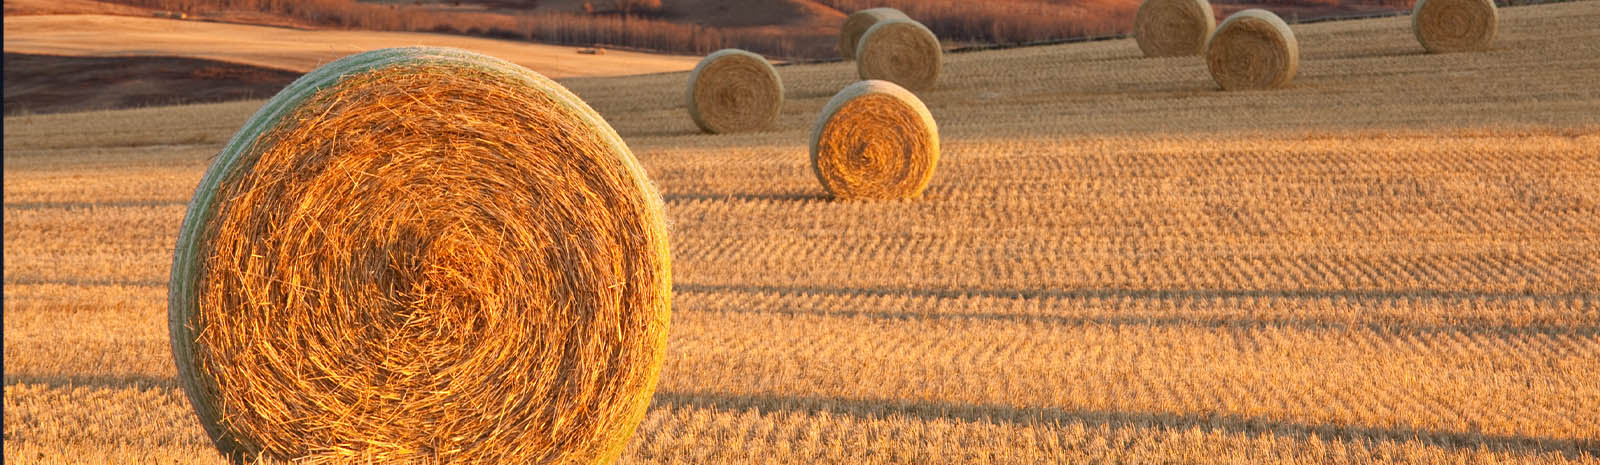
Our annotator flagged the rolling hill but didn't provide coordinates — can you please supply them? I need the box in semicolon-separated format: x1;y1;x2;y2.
1;11;701;114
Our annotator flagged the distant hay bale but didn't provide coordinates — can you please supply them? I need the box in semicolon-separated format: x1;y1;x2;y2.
1204;9;1299;90
838;7;910;60
856;18;943;91
1134;0;1217;57
686;48;784;134
168;47;671;464
809;80;939;200
1412;0;1497;53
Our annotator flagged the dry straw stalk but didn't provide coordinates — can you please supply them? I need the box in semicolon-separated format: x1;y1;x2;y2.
838;7;910;60
168;47;671;464
1134;0;1218;57
1205;9;1299;90
1412;0;1498;53
856;18;943;91
686;48;784;134
809;79;939;200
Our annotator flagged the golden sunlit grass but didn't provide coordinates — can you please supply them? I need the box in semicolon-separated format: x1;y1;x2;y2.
5;2;1599;464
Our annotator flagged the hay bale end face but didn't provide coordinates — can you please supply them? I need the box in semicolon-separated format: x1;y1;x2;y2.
686;48;784;134
1134;0;1217;57
1205;9;1299;90
810;80;939;200
1412;0;1497;53
838;7;910;60
168;47;671;464
856;18;943;91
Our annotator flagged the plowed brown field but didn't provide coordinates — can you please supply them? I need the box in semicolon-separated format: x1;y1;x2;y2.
4;2;1598;463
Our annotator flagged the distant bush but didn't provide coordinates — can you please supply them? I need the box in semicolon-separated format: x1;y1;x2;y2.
813;0;1143;45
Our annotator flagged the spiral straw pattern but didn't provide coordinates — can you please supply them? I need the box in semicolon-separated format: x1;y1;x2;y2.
810;80;939;200
1134;0;1218;57
168;47;671;464
686;49;784;134
838;7;910;60
1412;0;1498;53
1205;9;1299;90
856;18;943;91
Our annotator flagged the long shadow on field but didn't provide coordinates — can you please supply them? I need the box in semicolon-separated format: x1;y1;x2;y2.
3;199;191;211
5;373;177;390
651;390;1599;458
1313;47;1428;61
662;192;829;203
678;304;1600;338
676;283;1600;304
5;276;167;287
674;284;1600;337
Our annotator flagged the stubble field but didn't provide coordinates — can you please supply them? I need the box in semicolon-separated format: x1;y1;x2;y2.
4;1;1599;463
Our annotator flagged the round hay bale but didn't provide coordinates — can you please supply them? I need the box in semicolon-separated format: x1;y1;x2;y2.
168;46;672;464
685;48;784;134
838;7;910;60
809;80;939;200
1412;0;1497;53
1134;0;1217;57
856;18;942;91
1204;9;1299;90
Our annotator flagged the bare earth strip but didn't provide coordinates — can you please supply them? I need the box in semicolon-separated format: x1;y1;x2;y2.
4;2;1599;464
1;13;700;78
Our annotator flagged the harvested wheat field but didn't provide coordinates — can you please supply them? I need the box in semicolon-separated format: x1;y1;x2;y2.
4;1;1599;463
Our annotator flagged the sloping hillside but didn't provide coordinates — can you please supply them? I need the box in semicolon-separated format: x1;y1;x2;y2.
1;11;703;114
2;14;700;75
3;53;300;115
49;0;1414;59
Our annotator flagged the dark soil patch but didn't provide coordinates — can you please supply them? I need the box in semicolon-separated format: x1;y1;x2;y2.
4;53;300;115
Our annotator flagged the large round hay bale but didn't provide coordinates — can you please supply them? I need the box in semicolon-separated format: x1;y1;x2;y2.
168;47;672;464
856;18;942;91
809;80;939;200
1412;0;1497;53
1204;9;1299;90
686;48;784;134
1134;0;1217;57
838;7;910;60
